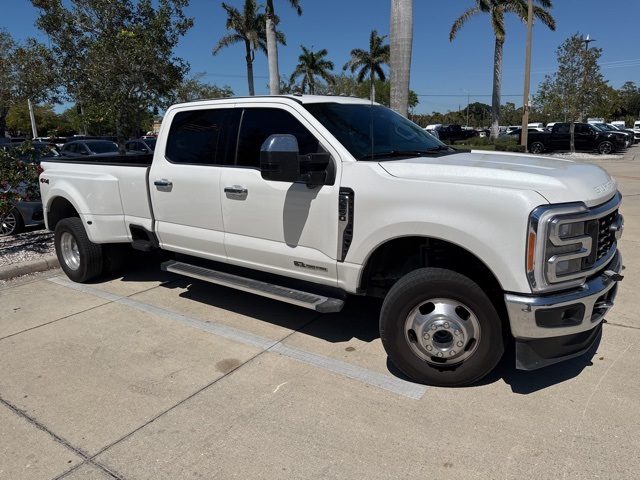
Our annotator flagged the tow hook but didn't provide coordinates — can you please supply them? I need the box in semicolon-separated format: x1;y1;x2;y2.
602;269;624;282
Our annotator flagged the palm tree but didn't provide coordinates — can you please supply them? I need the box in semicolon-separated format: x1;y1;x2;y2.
265;0;302;95
343;30;390;102
450;0;555;139
289;46;335;94
390;0;413;117
213;0;284;96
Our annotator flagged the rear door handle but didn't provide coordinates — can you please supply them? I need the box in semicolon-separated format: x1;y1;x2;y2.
154;179;173;187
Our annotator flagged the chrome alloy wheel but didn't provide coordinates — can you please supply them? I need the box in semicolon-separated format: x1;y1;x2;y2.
404;298;481;365
59;231;81;271
1;212;18;236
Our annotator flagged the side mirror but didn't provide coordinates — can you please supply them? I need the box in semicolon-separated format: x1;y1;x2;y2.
299;153;331;187
260;134;301;183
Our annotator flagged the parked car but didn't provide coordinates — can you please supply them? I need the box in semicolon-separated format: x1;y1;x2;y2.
0;200;44;236
0;143;47;236
1;141;61;163
498;127;543;139
435;124;476;143
125;138;157;154
526;122;627;154
633;120;640;144
60;139;120;157
590;123;633;148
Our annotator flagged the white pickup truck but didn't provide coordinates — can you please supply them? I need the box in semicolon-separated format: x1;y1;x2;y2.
39;95;625;387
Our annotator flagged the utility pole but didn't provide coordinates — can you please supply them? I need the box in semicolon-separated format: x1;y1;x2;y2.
520;0;533;151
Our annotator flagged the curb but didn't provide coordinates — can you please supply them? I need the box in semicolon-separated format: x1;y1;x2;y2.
0;256;60;281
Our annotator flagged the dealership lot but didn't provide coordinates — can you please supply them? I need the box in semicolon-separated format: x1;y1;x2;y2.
1;148;639;479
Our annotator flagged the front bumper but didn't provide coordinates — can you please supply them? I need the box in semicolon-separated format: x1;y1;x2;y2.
504;250;623;370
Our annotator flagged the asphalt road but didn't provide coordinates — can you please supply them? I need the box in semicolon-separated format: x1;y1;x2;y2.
1;147;639;479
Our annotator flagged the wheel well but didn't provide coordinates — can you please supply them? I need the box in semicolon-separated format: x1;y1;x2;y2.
360;236;505;312
47;197;79;231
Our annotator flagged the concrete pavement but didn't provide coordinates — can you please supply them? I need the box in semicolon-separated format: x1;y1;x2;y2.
1;146;639;479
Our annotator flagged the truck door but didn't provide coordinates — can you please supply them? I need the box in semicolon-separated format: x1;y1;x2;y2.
220;105;341;286
149;106;232;262
550;123;570;150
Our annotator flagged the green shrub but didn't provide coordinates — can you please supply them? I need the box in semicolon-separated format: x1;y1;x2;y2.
493;138;526;153
0;142;42;220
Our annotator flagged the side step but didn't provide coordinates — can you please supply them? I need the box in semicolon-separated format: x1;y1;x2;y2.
161;260;345;313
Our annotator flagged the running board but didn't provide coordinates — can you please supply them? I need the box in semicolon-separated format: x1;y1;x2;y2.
161;260;345;313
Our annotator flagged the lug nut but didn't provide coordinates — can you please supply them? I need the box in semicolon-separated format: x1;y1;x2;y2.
450;351;456;356
423;333;430;340
457;341;464;347
454;330;461;336
437;352;443;357
444;322;450;329
426;346;433;351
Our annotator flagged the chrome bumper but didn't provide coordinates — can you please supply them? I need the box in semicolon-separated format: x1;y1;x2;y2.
504;251;623;370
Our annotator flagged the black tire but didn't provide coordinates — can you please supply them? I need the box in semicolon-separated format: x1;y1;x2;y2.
54;217;103;283
0;208;25;236
598;141;614;155
101;243;129;276
380;268;504;387
530;141;545;154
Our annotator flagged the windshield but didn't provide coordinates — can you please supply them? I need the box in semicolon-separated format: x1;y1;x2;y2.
303;103;451;160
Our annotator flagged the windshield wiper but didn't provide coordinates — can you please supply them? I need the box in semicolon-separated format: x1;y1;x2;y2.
426;145;453;152
359;150;439;160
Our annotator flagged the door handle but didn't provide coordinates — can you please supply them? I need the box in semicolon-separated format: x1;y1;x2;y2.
224;186;248;197
154;179;173;187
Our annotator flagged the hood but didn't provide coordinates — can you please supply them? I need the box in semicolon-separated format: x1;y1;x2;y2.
378;150;617;206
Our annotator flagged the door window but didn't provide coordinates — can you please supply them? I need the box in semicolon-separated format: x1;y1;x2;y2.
166;108;231;165
235;108;320;168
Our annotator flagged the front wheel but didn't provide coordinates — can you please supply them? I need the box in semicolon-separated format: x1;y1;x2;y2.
54;217;103;283
598;141;614;155
529;141;545;154
379;268;505;387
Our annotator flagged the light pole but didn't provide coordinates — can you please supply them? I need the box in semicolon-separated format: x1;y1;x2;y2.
461;88;469;126
581;34;596;121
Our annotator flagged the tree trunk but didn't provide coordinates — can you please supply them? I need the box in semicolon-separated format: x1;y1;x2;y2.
390;0;413;117
265;6;280;95
245;41;255;96
570;121;575;153
0;106;8;139
490;37;503;141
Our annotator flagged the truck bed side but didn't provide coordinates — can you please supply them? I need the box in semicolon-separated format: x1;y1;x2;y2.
40;155;153;244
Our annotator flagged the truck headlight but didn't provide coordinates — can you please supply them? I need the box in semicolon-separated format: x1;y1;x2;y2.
526;194;622;293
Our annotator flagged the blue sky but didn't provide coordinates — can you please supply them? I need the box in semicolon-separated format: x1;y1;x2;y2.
2;1;639;115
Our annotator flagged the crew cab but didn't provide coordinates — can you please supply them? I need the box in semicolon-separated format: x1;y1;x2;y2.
39;95;625;387
526;122;627;155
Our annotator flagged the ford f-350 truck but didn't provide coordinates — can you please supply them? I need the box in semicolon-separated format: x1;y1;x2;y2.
39;95;625;387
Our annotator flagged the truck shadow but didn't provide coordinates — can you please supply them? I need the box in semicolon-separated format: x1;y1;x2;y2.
116;261;601;393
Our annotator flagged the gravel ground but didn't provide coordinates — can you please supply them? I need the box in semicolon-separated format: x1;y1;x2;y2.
0;229;55;267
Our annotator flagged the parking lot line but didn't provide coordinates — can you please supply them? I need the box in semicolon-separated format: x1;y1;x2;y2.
48;277;428;400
